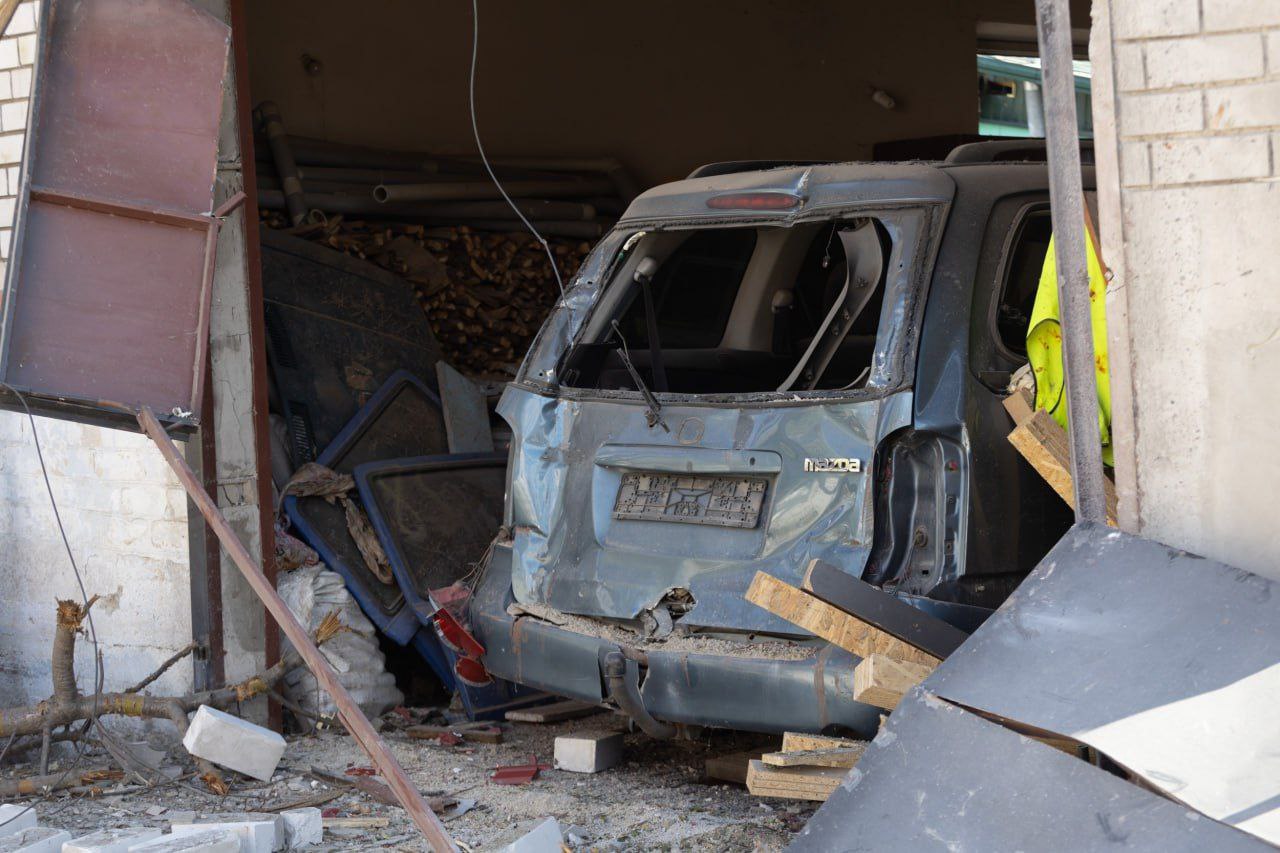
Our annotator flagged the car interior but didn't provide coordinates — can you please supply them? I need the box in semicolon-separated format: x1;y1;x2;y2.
557;219;892;394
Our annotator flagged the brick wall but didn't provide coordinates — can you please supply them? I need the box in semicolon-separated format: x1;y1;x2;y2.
0;2;196;707
0;0;35;263
1095;0;1280;579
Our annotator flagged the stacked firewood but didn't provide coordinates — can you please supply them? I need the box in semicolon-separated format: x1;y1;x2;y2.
261;210;590;376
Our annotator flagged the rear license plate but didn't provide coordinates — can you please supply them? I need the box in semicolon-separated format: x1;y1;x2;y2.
612;472;768;529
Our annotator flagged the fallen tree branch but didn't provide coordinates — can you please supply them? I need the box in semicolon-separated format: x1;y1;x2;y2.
124;641;200;695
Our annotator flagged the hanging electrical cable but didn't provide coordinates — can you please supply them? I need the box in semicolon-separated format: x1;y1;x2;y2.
469;0;566;297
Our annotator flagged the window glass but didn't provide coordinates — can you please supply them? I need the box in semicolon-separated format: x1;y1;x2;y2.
996;210;1052;357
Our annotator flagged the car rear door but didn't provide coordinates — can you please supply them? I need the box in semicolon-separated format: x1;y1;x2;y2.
0;0;231;428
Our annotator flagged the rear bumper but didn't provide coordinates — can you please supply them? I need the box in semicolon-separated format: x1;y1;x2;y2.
470;546;883;736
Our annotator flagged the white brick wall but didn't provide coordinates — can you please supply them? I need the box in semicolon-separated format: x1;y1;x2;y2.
1099;0;1280;580
0;412;194;707
0;0;34;260
0;3;197;708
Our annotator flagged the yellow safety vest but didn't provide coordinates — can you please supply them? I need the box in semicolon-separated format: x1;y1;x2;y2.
1027;231;1113;466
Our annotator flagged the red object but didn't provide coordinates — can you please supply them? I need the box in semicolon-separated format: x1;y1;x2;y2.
436;732;462;746
706;191;802;210
390;706;413;723
490;755;550;786
454;655;494;687
345;766;378;777
432;608;486;658
321;808;340;818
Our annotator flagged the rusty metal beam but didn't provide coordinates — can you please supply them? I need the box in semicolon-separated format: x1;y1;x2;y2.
139;405;457;852
1034;0;1107;525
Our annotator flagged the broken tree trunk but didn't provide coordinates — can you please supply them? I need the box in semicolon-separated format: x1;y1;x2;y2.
138;406;456;853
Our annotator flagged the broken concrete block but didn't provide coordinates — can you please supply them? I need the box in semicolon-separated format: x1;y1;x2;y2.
498;819;562;853
168;818;277;853
170;815;282;852
553;731;624;773
0;827;70;853
64;828;164;853
0;806;35;839
279;809;321;849
128;831;240;853
181;706;286;782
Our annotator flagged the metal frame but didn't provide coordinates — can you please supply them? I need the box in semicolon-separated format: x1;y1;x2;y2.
1034;0;1107;524
0;0;239;428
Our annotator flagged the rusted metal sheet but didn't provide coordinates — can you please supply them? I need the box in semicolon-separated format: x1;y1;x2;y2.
0;0;231;424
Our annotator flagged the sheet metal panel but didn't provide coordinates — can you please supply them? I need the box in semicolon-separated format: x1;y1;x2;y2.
0;0;229;421
791;688;1270;852
926;523;1280;845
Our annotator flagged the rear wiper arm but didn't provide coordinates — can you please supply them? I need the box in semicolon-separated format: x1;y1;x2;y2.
611;320;669;432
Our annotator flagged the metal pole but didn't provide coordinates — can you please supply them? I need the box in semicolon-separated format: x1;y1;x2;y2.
1034;0;1108;525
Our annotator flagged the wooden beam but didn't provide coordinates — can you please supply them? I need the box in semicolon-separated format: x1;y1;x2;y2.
760;745;865;769
745;572;939;667
1006;408;1118;524
853;654;935;710
781;732;856;753
139;407;456;853
746;760;847;801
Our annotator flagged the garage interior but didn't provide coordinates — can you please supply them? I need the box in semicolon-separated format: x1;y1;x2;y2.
222;0;1093;712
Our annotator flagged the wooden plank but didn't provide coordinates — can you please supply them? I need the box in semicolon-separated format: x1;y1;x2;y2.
505;699;602;724
760;745;866;769
853;653;935;710
781;732;856;753
1007;409;1118;524
704;750;761;785
801;560;969;658
138;407;457;853
746;760;846;801
745;572;939;667
1002;385;1035;426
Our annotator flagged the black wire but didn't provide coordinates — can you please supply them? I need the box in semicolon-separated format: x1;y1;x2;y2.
0;383;104;826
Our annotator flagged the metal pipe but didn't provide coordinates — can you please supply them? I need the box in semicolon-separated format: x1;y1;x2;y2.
602;650;676;739
256;102;307;226
374;177;613;204
1035;0;1107;525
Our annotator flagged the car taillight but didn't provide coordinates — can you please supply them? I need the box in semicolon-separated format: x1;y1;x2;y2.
706;192;802;210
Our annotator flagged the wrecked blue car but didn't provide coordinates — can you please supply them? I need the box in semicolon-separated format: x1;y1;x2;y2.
472;145;1082;737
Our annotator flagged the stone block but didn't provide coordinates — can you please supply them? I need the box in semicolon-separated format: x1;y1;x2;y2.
553;731;624;773
181;706;286;783
0;827;70;853
279;809;321;849
167;820;274;853
128;831;240;853
63;828;164;853
0;806;35;838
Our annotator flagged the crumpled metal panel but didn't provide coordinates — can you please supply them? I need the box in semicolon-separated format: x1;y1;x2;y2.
497;385;911;629
925;523;1280;845
791;687;1271;852
0;0;230;420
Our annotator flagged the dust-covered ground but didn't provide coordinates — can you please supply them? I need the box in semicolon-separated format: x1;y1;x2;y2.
1;711;818;851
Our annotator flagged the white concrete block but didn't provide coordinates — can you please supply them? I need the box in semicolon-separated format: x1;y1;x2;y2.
1120;142;1152;187
128;831;240;853
1206;80;1280;130
167;822;273;853
1150;133;1270;184
1113;43;1145;93
1144;32;1264;88
1120;90;1203;138
63;828;164;853
182;706;285;782
278;810;320;849
1111;0;1199;39
1202;0;1280;32
0;806;36;838
499;819;562;853
169;815;281;853
553;731;624;773
0;827;70;853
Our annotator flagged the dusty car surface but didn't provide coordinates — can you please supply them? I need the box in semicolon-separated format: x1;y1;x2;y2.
471;144;1084;737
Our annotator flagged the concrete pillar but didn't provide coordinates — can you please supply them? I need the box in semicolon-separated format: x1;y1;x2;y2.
1092;0;1280;579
